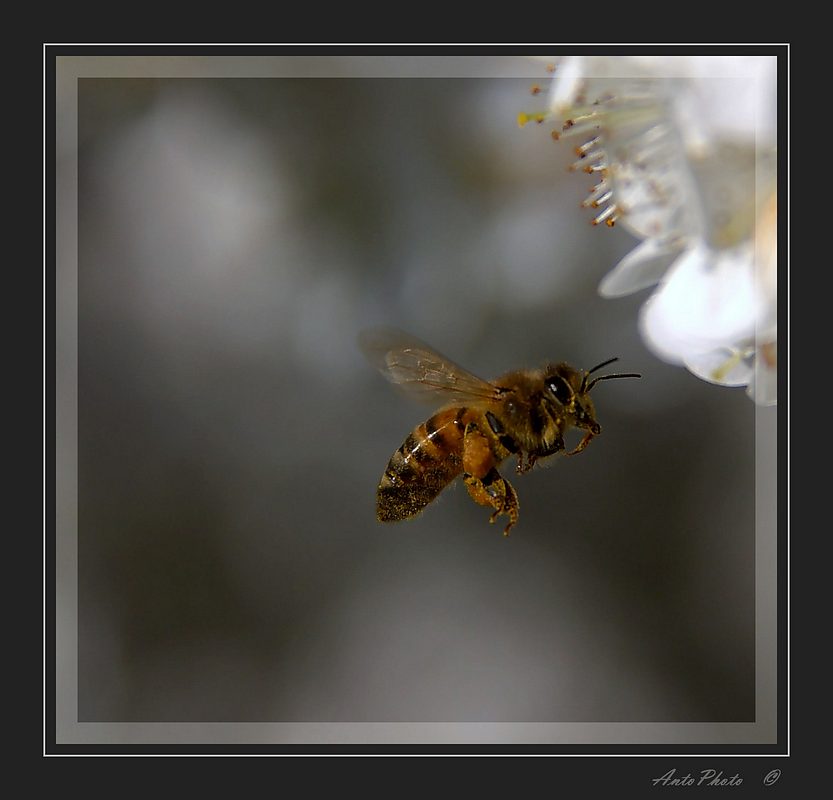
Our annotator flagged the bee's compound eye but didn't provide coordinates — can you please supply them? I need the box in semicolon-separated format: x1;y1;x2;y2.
546;375;572;405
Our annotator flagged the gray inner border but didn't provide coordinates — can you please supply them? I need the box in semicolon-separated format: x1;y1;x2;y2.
54;54;779;747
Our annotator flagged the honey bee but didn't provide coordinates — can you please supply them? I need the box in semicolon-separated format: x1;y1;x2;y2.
360;328;641;536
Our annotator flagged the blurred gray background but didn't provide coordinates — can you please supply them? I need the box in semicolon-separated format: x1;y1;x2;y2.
72;72;756;723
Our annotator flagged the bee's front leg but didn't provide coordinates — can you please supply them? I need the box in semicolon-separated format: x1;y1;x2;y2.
565;431;595;456
517;435;565;473
462;422;519;536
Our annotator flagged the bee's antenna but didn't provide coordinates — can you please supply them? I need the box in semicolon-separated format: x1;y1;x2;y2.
588;357;619;375
581;357;620;392
586;372;642;392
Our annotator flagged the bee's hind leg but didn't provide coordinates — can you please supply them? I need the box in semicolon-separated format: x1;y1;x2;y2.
462;422;520;536
463;469;520;536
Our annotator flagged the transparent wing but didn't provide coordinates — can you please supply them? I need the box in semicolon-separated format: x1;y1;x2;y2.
358;326;501;405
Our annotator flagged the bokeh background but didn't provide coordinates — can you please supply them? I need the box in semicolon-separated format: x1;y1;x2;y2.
70;65;758;723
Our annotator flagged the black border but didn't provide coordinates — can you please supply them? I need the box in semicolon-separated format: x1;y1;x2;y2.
46;44;57;755
45;44;789;760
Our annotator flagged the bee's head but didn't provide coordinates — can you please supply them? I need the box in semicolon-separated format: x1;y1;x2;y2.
544;358;641;434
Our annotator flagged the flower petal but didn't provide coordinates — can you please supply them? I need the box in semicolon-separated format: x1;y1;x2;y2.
598;238;683;298
638;243;764;364
670;56;777;150
547;57;585;116
684;347;753;387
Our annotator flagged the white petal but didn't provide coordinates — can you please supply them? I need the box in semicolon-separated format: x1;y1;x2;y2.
670;56;778;150
684;348;753;387
611;150;702;242
638;243;764;364
547;57;585;115
599;238;683;298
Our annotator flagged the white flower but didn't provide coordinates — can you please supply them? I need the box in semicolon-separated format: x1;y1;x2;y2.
522;55;778;405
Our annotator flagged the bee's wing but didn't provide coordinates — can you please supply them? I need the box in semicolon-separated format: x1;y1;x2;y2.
359;326;501;405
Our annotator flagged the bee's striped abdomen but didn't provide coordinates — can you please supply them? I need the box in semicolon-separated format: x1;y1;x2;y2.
376;407;467;522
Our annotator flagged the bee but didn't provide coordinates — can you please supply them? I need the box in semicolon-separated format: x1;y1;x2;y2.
360;327;641;536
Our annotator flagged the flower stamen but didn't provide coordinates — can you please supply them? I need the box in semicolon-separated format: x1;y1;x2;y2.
574;137;601;156
575;148;605;163
583;189;613;209
710;350;745;382
592;205;618;226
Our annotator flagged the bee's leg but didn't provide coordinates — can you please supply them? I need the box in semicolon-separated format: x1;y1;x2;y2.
516;452;536;475
565;431;594;456
462;422;520;536
463;470;520;536
517;435;565;473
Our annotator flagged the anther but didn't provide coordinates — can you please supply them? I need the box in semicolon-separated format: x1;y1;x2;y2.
583;190;612;209
592;205;618;226
574;137;601;156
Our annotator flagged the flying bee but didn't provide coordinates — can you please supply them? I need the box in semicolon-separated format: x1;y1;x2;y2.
360;327;641;536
